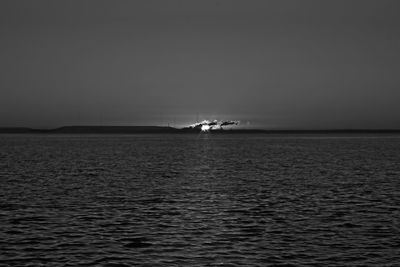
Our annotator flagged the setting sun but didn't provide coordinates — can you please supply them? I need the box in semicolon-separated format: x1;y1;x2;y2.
201;125;210;132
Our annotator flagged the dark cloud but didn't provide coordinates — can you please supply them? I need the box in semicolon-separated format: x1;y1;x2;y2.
220;121;239;127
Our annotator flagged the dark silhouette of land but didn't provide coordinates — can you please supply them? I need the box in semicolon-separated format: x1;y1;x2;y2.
1;126;400;134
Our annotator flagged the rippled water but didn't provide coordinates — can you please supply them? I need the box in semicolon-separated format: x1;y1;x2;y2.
1;134;400;266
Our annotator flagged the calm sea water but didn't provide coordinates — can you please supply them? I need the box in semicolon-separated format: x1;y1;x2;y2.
0;134;400;266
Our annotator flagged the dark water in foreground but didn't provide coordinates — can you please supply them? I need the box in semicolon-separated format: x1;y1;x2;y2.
1;134;400;266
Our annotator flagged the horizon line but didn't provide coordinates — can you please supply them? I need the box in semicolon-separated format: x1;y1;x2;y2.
1;125;400;134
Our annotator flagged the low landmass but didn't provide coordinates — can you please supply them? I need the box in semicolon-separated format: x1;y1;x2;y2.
0;126;400;134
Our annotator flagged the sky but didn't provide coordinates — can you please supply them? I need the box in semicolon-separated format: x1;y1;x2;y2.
1;0;399;129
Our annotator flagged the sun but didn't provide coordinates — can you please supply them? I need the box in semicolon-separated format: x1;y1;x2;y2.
201;125;210;132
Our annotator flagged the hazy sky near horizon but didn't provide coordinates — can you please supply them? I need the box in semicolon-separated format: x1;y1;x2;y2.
1;0;400;129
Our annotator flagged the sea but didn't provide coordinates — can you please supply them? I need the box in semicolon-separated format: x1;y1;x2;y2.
0;134;399;266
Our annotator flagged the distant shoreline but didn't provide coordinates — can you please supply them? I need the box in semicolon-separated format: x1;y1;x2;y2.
1;126;400;134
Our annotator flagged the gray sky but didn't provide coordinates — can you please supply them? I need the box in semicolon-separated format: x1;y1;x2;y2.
1;0;399;129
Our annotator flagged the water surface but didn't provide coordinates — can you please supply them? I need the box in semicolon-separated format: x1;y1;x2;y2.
1;134;400;266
